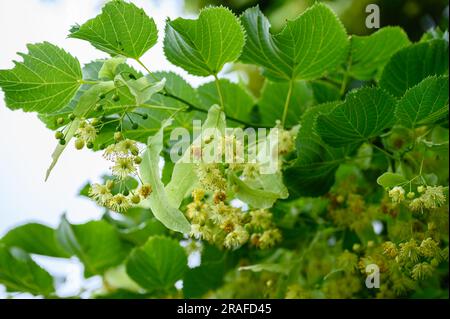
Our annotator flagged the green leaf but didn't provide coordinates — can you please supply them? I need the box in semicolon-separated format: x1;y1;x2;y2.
380;39;449;97
0;244;54;296
349;27;411;80
38;61;103;130
1;223;69;258
118;219;167;246
140;120;191;234
183;244;237;298
284;102;351;197
0;42;82;113
310;80;341;104
69;0;158;59
316;87;397;147
92;71;204;148
183;262;225;298
257;80;314;126
240;3;349;81
164;7;245;76
56;216;129;277
197;79;255;123
396;76;449;128
126;236;187;292
376;172;408;188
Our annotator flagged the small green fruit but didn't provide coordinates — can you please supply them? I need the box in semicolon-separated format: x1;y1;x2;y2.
75;139;85;150
114;132;123;141
55;131;64;140
131;194;141;204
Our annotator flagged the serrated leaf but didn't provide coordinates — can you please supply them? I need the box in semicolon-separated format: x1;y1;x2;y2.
69;0;158;59
0;42;82;113
376;172;408;188
240;3;349;81
140;120;191;234
0;244;54;296
349;27;411;80
1;223;69;258
380;39;449;97
284;102;352;197
197;79;254;123
257;80;314;127
126;236;187;292
164;7;245;76
38;61;103;130
396;76;449;128
56;216;129;277
316;87;397;147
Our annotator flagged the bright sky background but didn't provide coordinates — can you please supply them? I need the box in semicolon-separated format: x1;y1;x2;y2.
0;0;210;297
0;0;207;235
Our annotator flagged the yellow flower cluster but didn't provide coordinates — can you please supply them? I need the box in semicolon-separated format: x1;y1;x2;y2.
382;238;448;281
386;185;447;212
186;188;282;250
89;181;152;213
88;137;151;213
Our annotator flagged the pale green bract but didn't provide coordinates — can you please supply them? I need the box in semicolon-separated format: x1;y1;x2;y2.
163;7;245;76
115;75;166;106
316;87;397;147
165;105;226;207
240;3;349;81
377;172;409;188
140;120;191;234
0;42;82;114
230;172;289;209
69;0;158;59
99;56;127;80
